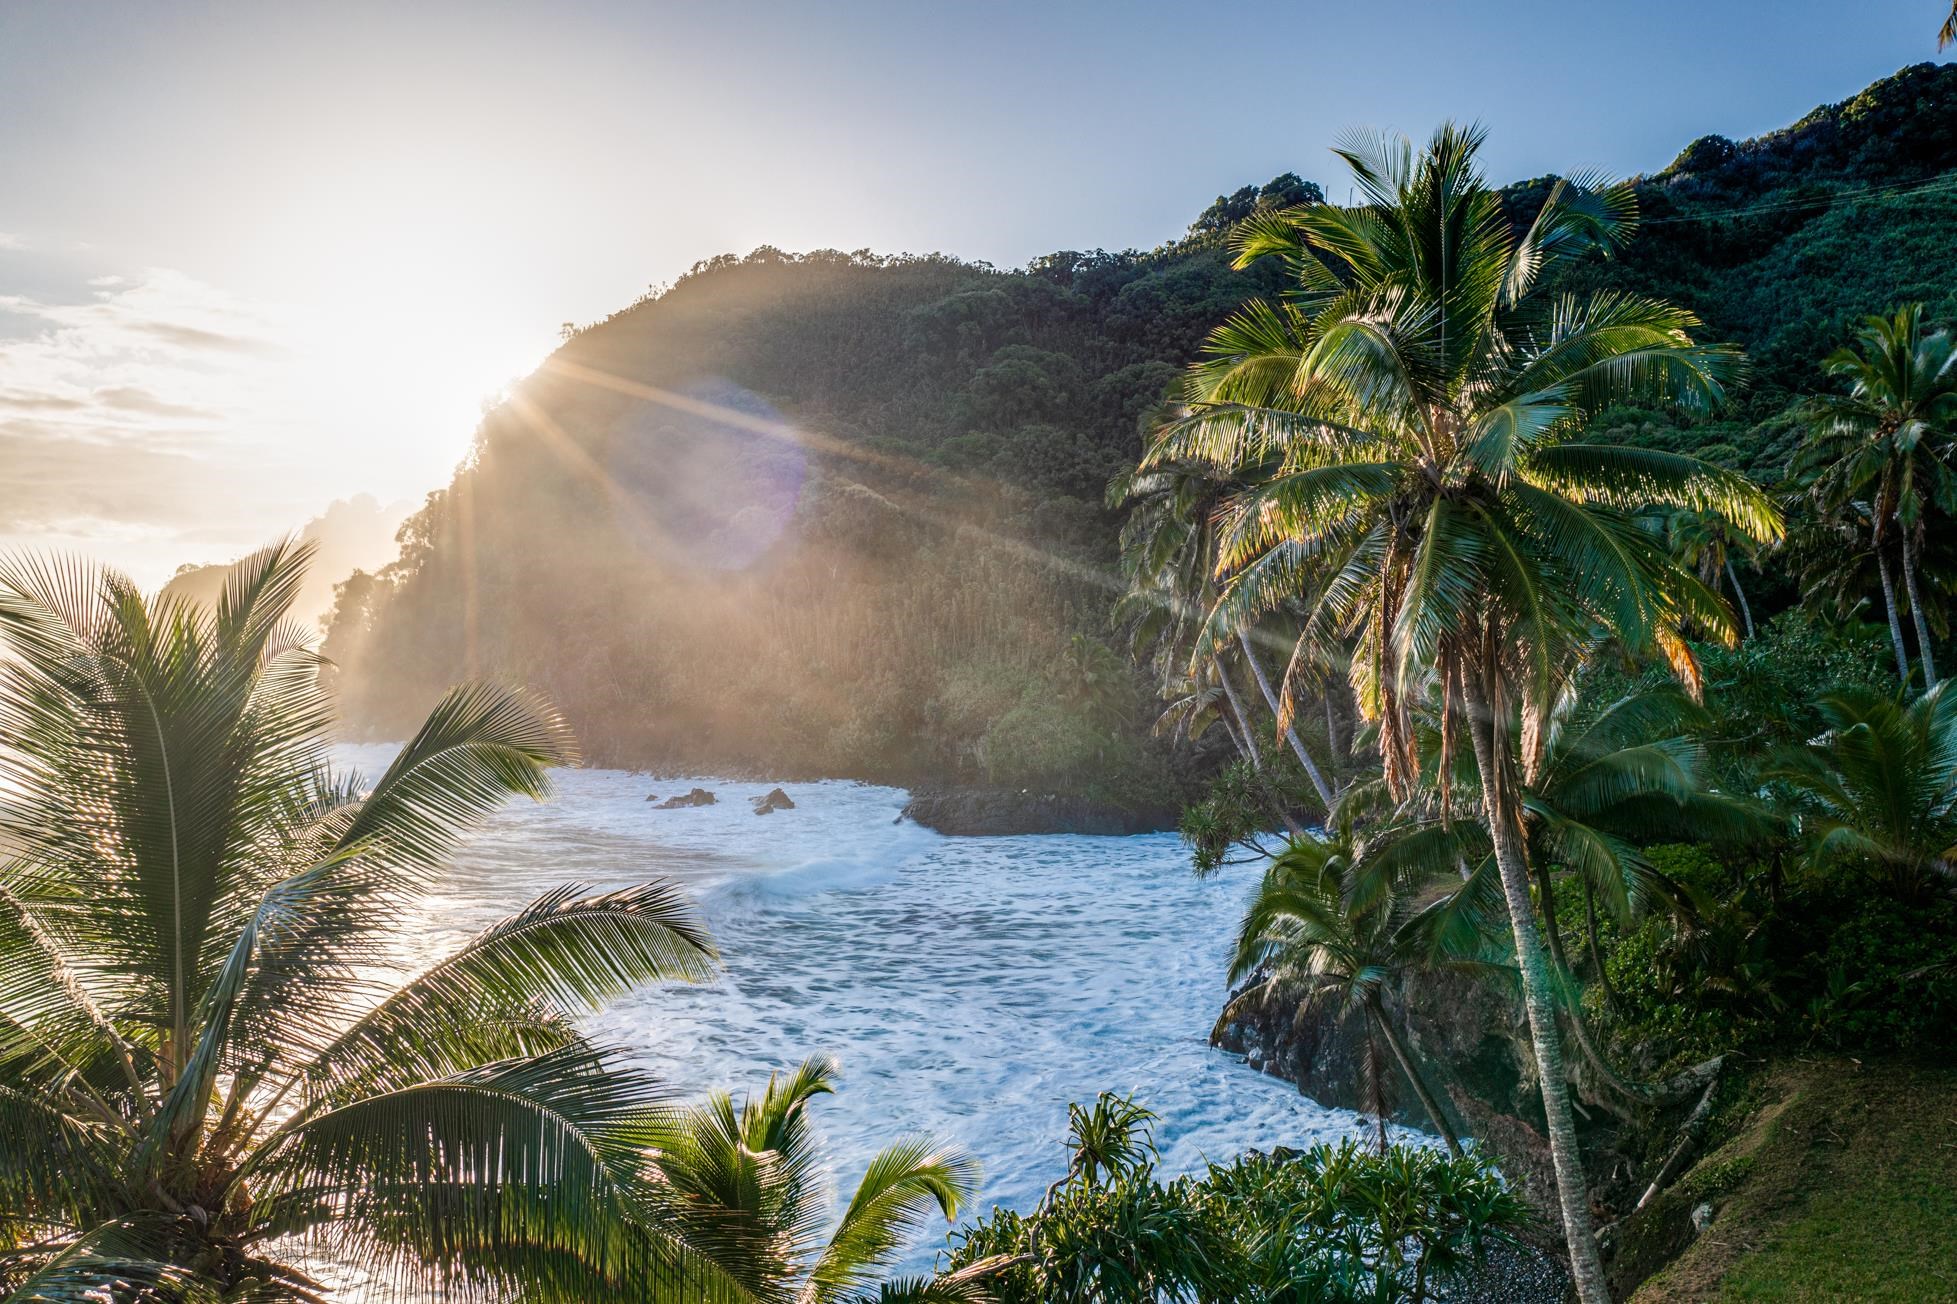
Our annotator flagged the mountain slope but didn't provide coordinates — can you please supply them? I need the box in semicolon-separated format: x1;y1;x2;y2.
322;64;1957;791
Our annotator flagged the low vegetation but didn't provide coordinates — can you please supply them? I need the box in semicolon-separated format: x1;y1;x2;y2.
944;1094;1530;1303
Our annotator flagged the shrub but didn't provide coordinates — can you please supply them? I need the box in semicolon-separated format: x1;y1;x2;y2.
943;1093;1529;1303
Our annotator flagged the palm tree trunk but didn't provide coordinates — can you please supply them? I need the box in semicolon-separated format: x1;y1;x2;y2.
1724;560;1755;640
1367;995;1462;1157
1902;531;1938;687
1877;549;1913;687
1236;630;1335;809
1217;664;1264;772
1536;860;1648;1105
1218;711;1251;764
1219;663;1307;839
1463;673;1609;1304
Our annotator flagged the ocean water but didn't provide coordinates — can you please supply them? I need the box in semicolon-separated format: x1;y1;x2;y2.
343;747;1382;1267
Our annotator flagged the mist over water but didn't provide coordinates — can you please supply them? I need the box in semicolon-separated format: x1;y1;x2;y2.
341;745;1381;1267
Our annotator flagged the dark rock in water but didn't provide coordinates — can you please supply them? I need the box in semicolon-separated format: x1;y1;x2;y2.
752;787;795;815
644;794;659;802
899;786;1176;836
655;787;717;809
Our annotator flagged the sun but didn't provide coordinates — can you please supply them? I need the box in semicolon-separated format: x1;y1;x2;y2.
278;236;561;502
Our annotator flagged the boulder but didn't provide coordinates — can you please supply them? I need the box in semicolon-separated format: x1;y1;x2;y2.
655;787;717;809
752;787;795;815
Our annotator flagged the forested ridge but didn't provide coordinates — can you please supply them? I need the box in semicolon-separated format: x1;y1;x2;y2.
323;62;1957;797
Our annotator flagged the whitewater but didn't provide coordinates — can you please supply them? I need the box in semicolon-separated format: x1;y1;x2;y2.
346;746;1382;1266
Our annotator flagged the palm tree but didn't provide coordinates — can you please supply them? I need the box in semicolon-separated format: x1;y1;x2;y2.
1666;509;1757;639
1110;461;1336;811
645;1055;981;1303
1768;682;1957;898
1226;827;1495;1157
0;542;739;1301
1143;125;1781;1300
1522;686;1764;999
1792;303;1957;688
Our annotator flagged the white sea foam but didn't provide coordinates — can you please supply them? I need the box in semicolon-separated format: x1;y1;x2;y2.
343;746;1387;1269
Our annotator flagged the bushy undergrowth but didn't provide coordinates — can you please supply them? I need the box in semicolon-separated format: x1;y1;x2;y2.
945;1132;1529;1304
1593;848;1957;1068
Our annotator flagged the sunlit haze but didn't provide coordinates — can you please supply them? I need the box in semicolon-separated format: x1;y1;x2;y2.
0;0;1944;585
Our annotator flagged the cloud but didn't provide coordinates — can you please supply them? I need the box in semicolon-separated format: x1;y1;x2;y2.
92;385;216;418
0;233;24;251
0;417;208;533
0;268;316;580
133;319;283;355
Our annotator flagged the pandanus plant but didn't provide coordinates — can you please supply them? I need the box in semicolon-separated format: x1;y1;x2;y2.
0;541;741;1300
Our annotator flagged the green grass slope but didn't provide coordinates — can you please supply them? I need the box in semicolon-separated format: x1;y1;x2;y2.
1621;1060;1957;1302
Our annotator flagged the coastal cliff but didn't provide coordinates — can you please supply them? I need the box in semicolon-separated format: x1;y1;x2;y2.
1214;969;1644;1242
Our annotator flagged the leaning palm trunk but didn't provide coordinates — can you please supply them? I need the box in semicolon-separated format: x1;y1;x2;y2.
1219;660;1307;838
1465;675;1608;1304
1877;549;1914;686
1366;992;1462;1157
1237;629;1336;809
1903;531;1939;686
1724;561;1755;640
1218;661;1265;772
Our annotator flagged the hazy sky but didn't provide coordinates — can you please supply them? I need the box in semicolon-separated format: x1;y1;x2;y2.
0;0;1947;586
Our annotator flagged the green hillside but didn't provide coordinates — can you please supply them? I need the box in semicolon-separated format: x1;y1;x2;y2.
323;63;1957;795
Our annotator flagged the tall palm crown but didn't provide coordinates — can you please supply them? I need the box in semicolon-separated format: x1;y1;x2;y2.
1791;303;1957;686
1147;123;1779;795
0;542;732;1301
1140;124;1780;1302
1664;509;1756;638
1107;458;1235;695
1110;458;1336;809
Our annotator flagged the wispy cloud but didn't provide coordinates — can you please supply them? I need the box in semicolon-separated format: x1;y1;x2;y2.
0;233;24;251
0;268;318;581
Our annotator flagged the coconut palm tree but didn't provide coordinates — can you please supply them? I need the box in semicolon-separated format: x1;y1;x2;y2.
644;1055;981;1303
1768;682;1957;898
1110;460;1336;811
1792;303;1957;688
1522;686;1765;992
1143;125;1781;1300
1666;509;1757;639
0;542;739;1301
1226;827;1497;1157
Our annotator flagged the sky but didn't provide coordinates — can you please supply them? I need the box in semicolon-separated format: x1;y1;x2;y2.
0;0;1948;587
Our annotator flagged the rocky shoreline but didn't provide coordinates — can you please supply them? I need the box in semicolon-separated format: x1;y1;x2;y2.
897;785;1179;836
1214;967;1707;1300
